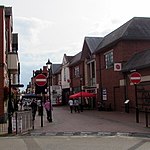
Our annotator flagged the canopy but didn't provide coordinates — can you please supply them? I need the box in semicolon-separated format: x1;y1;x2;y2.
22;94;42;99
69;91;96;99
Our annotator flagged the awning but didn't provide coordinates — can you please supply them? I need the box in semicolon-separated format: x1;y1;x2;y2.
11;83;24;88
69;91;96;99
22;94;42;99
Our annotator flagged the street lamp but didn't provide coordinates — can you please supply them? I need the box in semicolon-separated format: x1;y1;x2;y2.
46;59;52;122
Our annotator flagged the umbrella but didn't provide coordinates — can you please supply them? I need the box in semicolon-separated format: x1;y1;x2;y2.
69;91;96;99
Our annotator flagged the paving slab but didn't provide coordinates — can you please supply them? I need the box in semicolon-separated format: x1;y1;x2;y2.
30;106;150;137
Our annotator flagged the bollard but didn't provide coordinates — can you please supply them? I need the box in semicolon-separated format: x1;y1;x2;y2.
145;108;148;127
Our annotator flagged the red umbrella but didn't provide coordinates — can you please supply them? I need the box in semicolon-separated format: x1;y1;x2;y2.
69;91;96;99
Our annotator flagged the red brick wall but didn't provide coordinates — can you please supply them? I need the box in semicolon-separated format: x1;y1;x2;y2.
70;62;84;90
5;16;12;52
0;7;5;116
0;7;4;63
96;40;150;111
117;41;150;62
0;68;4;116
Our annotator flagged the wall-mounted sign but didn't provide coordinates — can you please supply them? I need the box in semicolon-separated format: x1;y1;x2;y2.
114;63;122;71
102;88;107;100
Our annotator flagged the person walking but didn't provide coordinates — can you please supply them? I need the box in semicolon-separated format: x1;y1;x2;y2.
37;99;42;116
30;99;37;121
68;99;74;113
44;100;52;122
74;98;80;113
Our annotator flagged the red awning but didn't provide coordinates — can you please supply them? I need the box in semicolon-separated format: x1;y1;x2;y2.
69;91;96;99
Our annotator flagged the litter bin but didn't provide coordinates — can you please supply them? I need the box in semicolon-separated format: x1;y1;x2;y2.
124;100;130;113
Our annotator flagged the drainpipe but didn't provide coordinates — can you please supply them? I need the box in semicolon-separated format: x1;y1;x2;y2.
98;55;103;103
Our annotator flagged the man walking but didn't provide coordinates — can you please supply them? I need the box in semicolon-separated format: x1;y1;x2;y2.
74;99;80;113
68;99;74;113
30;99;37;121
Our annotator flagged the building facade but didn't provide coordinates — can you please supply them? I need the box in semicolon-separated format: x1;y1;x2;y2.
95;17;150;111
0;6;20;122
26;17;150;113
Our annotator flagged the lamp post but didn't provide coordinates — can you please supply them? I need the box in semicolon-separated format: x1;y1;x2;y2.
46;59;52;122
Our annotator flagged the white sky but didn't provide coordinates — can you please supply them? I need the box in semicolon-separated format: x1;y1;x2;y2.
1;0;150;89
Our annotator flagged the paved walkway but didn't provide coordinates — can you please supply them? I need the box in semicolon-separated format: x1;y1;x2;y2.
30;106;150;137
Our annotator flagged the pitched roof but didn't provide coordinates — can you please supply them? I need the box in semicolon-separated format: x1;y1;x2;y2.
52;64;62;74
122;49;150;72
62;54;74;65
96;17;150;53
69;51;82;66
65;54;74;63
85;37;103;53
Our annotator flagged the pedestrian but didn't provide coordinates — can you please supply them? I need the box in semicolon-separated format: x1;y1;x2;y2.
37;99;42;116
79;98;83;112
30;99;37;121
23;101;28;111
68;99;74;113
18;99;23;111
14;99;19;111
44;100;52;122
74;98;80;113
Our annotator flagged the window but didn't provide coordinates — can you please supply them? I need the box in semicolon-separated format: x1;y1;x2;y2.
74;66;79;77
104;50;113;69
64;68;66;81
91;61;95;78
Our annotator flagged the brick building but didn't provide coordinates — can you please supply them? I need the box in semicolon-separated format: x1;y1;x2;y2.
95;17;150;112
0;6;20;122
26;17;150;113
69;37;103;109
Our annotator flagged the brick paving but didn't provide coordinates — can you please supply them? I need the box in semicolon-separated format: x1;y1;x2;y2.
30;106;150;137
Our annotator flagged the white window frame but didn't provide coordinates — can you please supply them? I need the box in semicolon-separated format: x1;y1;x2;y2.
64;68;66;81
74;66;80;77
104;50;114;69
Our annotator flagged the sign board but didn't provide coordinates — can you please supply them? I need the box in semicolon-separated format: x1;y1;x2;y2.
102;88;107;100
35;74;47;86
114;63;122;71
130;72;141;84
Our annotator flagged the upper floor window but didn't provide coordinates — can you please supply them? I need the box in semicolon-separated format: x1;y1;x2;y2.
104;50;114;69
64;68;66;81
91;61;95;78
74;66;80;77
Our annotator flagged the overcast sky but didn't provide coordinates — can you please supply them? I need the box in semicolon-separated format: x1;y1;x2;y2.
1;0;150;90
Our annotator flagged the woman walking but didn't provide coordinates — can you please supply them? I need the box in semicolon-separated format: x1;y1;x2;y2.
44;100;52;122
